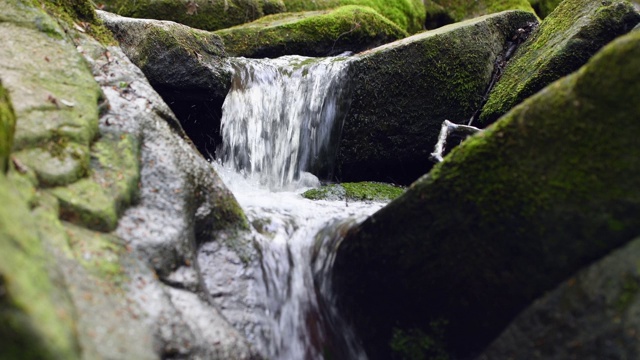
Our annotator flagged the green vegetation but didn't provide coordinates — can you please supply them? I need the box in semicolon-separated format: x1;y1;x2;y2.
302;181;405;201
423;0;535;27
480;0;640;125
215;5;408;57
100;0;264;31
0;82;16;173
282;0;426;33
528;0;563;18
37;0;117;44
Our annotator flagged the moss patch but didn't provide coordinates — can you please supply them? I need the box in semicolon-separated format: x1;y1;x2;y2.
480;0;640;125
528;0;563;18
303;182;405;201
282;0;426;33
334;30;640;358
100;0;264;31
0;81;16;173
423;0;536;27
0;173;80;360
215;5;408;57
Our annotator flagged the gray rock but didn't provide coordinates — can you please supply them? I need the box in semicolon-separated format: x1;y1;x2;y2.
479;236;640;360
337;10;538;184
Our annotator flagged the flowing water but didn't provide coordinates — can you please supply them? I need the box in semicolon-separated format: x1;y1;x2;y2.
212;55;389;359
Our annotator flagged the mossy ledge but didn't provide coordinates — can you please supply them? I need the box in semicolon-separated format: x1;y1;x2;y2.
302;182;405;201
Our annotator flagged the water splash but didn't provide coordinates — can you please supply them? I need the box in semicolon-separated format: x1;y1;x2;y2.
217;55;353;190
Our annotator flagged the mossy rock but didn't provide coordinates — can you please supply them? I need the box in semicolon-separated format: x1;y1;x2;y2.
337;10;538;184
0;173;80;360
215;5;408;57
480;0;640;125
0;81;16;173
424;0;536;28
480;235;640;359
528;0;563;18
99;0;264;31
333;30;640;359
282;0;426;33
302;181;405;201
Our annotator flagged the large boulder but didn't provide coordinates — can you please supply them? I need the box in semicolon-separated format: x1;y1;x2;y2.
479;235;640;360
99;0;265;31
1;0;259;358
332;28;640;359
215;5;408;57
98;10;232;157
424;0;536;28
480;0;640;125
337;10;538;184
282;0;426;33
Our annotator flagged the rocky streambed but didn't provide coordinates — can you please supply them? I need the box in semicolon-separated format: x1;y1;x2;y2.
1;0;640;359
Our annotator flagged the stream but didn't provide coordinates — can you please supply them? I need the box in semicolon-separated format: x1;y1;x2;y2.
209;55;389;359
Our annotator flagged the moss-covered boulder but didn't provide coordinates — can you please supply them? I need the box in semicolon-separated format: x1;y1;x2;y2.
423;0;536;28
282;0;426;33
0;82;15;173
480;0;640;125
479;235;640;359
337;10;537;184
99;0;265;31
215;5;408;57
528;0;563;18
302;181;405;201
332;29;640;359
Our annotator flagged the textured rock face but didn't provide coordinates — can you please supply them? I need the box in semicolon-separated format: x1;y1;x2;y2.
332;29;640;360
423;0;536;28
215;5;408;58
337;10;538;184
0;1;259;359
479;235;640;360
99;0;266;31
480;0;640;125
98;10;232;158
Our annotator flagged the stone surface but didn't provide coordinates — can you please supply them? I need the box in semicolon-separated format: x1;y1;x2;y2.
337;10;538;184
480;0;640;125
302;182;405;201
99;0;265;31
528;0;563;18
478;236;640;360
0;82;15;173
215;5;408;57
333;29;640;359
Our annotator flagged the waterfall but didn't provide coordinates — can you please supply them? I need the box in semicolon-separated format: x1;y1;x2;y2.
218;55;353;189
210;54;386;359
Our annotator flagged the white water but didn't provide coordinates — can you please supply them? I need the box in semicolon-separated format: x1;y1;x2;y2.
213;55;387;359
218;55;353;190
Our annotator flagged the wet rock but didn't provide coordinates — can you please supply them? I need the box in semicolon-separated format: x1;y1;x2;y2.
98;10;232;158
333;29;640;359
282;0;426;33
480;0;640;125
424;0;536;28
302;182;405;202
478;235;640;360
215;5;408;58
337;10;538;184
99;0;265;31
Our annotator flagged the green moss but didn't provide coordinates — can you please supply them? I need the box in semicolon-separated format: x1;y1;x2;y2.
63;222;127;283
528;0;563;18
0;173;80;360
37;0;117;44
335;29;640;357
50;178;118;232
12;143;90;187
215;5;408;57
0;82;16;173
302;182;405;201
261;0;286;14
480;0;640;125
615;273;640;313
101;0;264;31
424;0;535;25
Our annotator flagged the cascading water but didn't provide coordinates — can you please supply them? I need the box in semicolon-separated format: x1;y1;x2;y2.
218;55;353;189
211;55;389;359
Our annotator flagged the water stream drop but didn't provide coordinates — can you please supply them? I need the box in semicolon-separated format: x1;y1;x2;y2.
211;55;388;359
